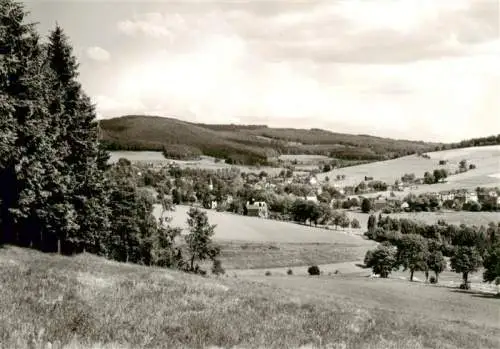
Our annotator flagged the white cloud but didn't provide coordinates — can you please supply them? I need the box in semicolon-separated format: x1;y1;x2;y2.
93;95;146;118
86;46;111;61
99;0;499;142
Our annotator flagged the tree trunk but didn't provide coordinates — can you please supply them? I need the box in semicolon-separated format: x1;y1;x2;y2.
410;270;414;282
435;271;439;283
463;272;468;285
425;270;429;282
57;239;61;254
190;254;195;271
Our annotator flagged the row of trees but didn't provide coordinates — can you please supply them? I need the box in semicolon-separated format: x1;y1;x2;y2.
364;214;500;288
288;199;360;228
0;1;220;275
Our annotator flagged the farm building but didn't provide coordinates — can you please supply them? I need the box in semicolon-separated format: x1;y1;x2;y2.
245;201;269;218
373;199;387;211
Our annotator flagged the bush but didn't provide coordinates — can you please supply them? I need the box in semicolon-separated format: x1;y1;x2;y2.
287;269;293;275
308;265;320;276
459;282;471;290
211;259;225;276
265;271;272;276
351;218;361;229
429;276;437;284
361;198;372;213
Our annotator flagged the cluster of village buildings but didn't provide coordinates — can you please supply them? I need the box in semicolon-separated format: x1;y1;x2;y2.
133;159;500;218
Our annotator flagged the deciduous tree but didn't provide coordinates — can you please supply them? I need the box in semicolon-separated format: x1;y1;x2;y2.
450;246;482;289
185;207;220;273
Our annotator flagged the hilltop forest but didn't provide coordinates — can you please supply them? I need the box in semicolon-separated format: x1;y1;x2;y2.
99;115;442;165
99;115;500;166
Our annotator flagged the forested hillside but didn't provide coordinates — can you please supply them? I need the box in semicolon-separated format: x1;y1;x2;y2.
100;115;442;165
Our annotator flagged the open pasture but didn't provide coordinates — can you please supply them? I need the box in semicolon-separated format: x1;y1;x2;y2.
278;154;331;163
160;205;374;245
344;210;500;230
248;273;500;330
108;151;168;163
179;240;372;270
2;246;499;349
317;145;500;190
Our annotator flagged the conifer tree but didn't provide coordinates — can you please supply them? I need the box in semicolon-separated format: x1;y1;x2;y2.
46;25;111;254
0;0;69;249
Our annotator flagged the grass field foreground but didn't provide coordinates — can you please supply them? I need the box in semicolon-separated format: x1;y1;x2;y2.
1;246;499;349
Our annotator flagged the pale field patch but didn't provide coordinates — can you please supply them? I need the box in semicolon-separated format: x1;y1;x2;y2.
317;145;500;190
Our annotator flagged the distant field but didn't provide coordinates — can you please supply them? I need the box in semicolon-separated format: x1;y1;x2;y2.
180;240;373;270
108;151;168;163
109;151;284;174
317;145;500;190
344;210;500;229
277;154;331;164
160;205;374;245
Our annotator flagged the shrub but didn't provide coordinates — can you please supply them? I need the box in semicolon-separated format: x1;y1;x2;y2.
287;269;293;275
459;282;471;290
351;218;361;229
361;198;372;213
429;276;437;284
308;265;320;276
265;271;272;276
211;259;225;276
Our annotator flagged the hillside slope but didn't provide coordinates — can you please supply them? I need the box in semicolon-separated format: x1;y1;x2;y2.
317;145;500;190
1;246;499;349
99;115;441;165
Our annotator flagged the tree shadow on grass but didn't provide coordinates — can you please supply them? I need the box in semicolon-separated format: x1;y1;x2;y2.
450;289;500;299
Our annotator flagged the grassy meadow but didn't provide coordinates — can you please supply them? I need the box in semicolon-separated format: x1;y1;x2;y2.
1;246;499;349
344;210;500;230
161;205;372;244
317;145;500;190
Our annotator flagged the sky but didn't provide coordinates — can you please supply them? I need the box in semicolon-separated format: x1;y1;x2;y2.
25;0;500;142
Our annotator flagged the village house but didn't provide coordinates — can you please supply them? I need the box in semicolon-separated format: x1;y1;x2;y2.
245;201;269;218
308;176;318;186
373;199;387;211
386;197;402;209
304;194;318;203
440;191;455;202
465;191;479;203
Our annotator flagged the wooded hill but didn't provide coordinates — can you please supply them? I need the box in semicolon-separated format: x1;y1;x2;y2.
99;115;442;165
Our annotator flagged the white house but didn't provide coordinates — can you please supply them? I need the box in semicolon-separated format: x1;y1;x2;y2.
488;191;498;198
305;195;318;203
308;176;318;185
465;191;478;203
440;191;455;202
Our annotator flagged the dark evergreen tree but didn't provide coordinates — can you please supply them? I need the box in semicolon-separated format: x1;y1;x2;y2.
46;25;111;254
0;0;72;250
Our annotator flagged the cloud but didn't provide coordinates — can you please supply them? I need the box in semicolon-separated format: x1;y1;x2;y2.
86;46;111;61
99;0;499;142
93;95;145;118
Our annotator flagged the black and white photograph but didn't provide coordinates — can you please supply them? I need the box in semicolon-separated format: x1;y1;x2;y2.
0;1;499;348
